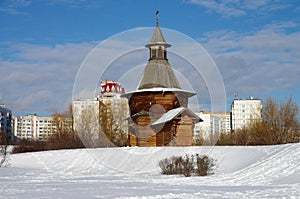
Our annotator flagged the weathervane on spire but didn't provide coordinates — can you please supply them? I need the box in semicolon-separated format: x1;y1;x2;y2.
156;9;159;27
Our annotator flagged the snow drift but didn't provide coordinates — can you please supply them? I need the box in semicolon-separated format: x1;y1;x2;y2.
0;143;299;198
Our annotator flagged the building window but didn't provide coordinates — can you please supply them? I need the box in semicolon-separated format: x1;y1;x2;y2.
151;49;156;58
158;47;163;58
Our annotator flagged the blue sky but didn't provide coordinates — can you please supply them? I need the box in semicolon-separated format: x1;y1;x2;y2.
1;0;300;116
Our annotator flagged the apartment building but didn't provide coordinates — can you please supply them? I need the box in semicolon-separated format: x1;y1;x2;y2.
72;80;129;147
13;114;56;141
194;111;231;141
231;97;262;130
0;104;13;141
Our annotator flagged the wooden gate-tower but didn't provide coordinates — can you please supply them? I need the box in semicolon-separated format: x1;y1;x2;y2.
124;12;201;146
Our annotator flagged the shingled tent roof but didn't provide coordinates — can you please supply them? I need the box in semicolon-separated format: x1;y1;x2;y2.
138;14;181;90
145;24;171;48
138;59;181;89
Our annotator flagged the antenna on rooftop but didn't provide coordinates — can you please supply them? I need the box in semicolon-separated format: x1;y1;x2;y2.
234;92;238;99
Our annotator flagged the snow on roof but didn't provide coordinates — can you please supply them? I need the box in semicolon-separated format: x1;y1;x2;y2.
152;107;184;125
152;107;201;126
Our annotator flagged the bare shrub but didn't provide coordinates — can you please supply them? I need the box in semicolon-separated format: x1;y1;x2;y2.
45;130;84;150
12;140;46;154
233;128;250;145
174;156;183;175
159;157;177;175
216;132;234;146
46;106;85;150
247;97;299;145
182;154;193;177
195;154;216;176
159;154;216;177
12;131;84;154
193;133;204;146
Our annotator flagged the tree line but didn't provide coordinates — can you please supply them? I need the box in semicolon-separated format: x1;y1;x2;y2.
10;102;128;153
4;97;300;155
216;97;300;145
11;105;84;153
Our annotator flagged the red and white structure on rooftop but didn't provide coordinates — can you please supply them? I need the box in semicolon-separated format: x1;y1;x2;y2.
100;80;125;95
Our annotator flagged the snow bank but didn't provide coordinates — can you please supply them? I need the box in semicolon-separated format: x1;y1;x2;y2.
0;143;299;198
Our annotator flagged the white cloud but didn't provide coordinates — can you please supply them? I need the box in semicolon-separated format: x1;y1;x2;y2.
43;0;101;9
200;22;300;98
241;0;270;10
0;0;100;15
0;42;95;115
5;0;30;7
187;0;245;17
0;8;27;15
15;90;53;110
2;25;299;115
0;0;30;15
0;35;151;115
187;0;289;17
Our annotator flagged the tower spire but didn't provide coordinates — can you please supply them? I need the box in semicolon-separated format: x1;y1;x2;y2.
138;11;181;90
156;10;159;27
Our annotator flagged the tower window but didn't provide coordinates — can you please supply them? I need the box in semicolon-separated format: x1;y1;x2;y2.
151;49;156;59
158;47;163;58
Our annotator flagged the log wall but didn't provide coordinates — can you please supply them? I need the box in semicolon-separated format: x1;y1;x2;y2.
129;92;187;117
173;115;193;146
127;91;195;147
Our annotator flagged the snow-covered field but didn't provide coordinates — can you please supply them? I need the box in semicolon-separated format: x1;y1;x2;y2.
0;143;299;199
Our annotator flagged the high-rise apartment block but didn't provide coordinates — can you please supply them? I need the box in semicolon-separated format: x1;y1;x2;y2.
72;80;129;147
0;104;13;141
14;114;56;141
194;112;230;142
231;97;262;130
211;112;231;134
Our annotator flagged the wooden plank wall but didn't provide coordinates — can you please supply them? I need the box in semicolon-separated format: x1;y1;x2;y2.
127;91;195;147
129;116;157;146
129;92;182;116
174;115;193;146
155;122;173;146
128;134;137;146
128;116;195;147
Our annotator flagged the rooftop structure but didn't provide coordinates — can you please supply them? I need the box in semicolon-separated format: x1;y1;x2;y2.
138;14;180;90
73;80;129;147
100;80;125;97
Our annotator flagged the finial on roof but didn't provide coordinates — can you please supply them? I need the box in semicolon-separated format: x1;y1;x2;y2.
156;10;159;27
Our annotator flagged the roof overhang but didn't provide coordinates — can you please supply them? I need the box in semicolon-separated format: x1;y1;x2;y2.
122;87;196;99
151;107;203;126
